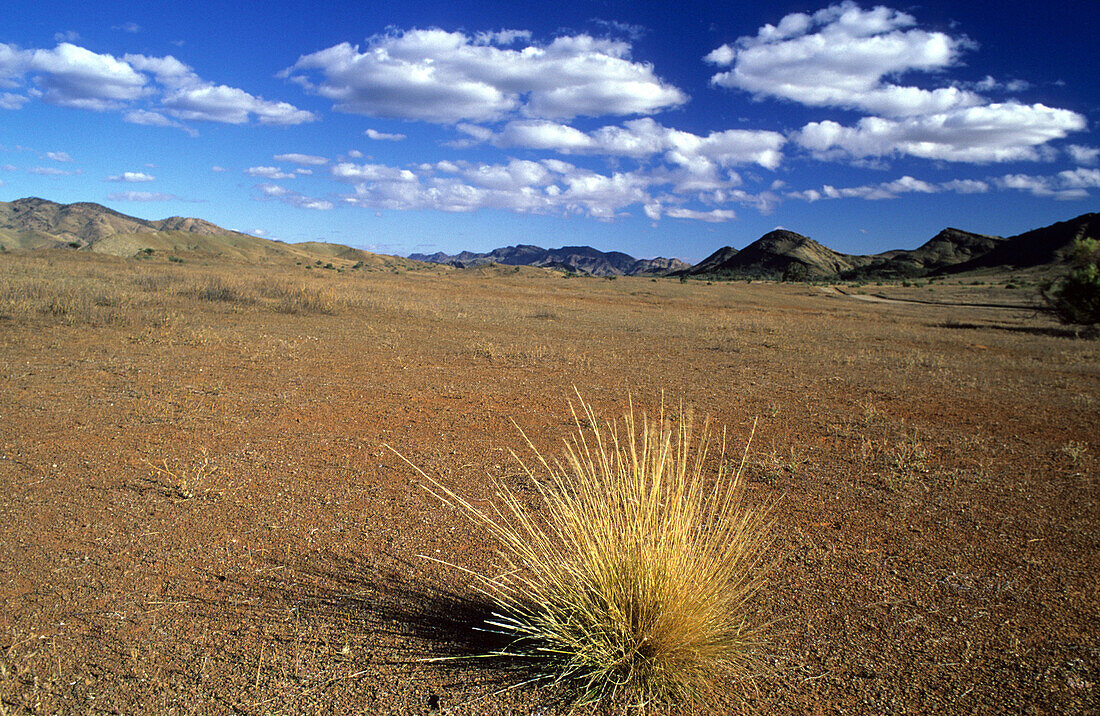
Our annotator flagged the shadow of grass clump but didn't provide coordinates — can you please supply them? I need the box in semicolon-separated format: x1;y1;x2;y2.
213;550;554;703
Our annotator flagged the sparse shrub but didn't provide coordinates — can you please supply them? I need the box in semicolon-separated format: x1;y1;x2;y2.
67;241;81;249
400;398;774;707
782;263;809;282
187;275;255;304
1041;237;1100;328
262;280;340;315
168;255;184;264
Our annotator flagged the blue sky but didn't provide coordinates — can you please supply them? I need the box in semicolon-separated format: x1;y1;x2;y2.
1;0;1097;262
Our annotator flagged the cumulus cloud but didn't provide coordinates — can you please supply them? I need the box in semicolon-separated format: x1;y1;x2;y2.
707;2;980;117
795;103;1086;163
45;151;72;162
995;168;1100;200
281;28;686;123
365;128;406;141
106;171;154;182
274;153;328;165
0;42;314;126
711;3;1085;164
1068;145;1100;165
24;43;147;110
470;117;784;193
326;156;762;221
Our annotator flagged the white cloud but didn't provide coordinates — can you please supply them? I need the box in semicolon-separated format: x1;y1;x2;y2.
712;3;1085;165
246;166;296;179
254;182;334;210
53;31;80;43
495;118;786;168
24;43;147;110
45;151;72;162
1067;145;1100;165
107;191;176;201
122;108;198;135
106;171;154;182
0;92;28;109
1057;167;1100;189
274;153;328;165
940;179;990;194
365;128;406;141
161;84;315;125
788;174;992;202
281;29;686;123
211;165;227;172
707;2;980;117
0;42;313;125
795;103;1086;163
664;208;736;222
113;22;142;34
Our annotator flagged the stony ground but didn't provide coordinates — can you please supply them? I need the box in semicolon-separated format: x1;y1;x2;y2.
1;253;1097;714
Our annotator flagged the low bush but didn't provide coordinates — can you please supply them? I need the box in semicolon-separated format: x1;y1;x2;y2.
1042;237;1100;328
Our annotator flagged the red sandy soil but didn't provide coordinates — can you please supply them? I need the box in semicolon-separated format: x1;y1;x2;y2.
1;254;1097;714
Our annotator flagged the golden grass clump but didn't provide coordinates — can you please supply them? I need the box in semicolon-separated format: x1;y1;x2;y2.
406;397;773;708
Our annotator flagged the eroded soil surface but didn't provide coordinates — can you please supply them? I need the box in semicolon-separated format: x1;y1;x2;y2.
1;254;1097;714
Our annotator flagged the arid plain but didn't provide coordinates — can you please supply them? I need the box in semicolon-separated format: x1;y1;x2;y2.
1;251;1097;714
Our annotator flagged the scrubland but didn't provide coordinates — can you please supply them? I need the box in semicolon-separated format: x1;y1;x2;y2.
0;251;1097;714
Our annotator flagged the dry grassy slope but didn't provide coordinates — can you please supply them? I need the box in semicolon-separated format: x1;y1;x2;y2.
289;241;435;271
0;197;434;271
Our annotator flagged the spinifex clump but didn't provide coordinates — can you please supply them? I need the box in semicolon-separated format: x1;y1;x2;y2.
409;397;773;708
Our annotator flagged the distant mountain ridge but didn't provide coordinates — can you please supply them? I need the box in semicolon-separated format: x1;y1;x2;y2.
2;197;1095;281
408;244;691;276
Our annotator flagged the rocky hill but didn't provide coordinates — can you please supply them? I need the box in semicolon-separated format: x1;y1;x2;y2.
408;244;690;276
941;213;1099;273
682;230;866;279
841;228;1006;280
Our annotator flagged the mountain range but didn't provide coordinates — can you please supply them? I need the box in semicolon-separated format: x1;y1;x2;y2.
408;245;690;276
1;197;1095;280
680;213;1098;280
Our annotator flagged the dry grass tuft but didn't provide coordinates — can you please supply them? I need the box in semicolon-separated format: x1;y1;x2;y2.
259;280;342;315
399;397;774;708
